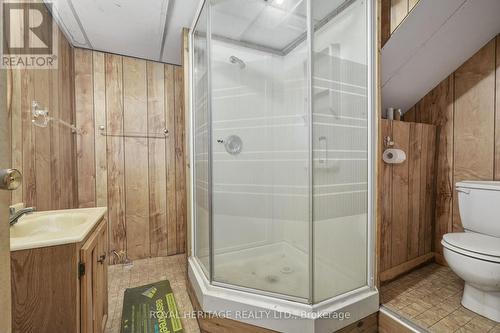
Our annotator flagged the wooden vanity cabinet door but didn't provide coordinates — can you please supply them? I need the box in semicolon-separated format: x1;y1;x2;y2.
80;219;107;333
97;219;108;332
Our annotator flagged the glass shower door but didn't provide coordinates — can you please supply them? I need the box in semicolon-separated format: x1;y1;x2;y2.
191;0;375;307
193;5;210;277
312;0;370;302
209;0;311;301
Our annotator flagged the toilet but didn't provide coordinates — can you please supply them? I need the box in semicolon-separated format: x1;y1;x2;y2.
442;181;500;323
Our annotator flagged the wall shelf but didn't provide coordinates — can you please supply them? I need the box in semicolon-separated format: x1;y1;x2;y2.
381;0;500;113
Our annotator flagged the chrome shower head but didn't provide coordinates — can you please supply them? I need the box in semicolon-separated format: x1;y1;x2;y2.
229;55;246;69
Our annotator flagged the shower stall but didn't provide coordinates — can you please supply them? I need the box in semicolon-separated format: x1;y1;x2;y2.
189;0;377;331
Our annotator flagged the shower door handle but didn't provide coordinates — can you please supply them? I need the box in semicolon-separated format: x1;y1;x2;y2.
319;136;327;165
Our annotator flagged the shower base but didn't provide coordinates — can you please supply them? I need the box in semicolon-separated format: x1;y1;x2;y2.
188;252;379;333
210;242;363;301
213;242;309;299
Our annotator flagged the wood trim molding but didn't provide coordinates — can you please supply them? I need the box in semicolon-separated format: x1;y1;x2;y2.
434;252;447;266
380;252;434;282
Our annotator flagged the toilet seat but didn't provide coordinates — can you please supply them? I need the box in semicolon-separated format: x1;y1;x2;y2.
442;233;500;263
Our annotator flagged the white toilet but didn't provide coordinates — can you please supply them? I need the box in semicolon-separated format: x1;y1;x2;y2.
442;181;500;323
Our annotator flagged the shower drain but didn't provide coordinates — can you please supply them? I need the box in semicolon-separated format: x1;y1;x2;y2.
265;275;280;283
280;266;293;274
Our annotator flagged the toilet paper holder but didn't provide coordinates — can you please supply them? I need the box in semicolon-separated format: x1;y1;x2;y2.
384;136;395;148
383;148;406;164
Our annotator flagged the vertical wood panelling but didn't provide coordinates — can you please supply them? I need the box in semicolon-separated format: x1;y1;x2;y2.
390;0;408;33
58;38;77;209
383;0;419;46
147;62;168;256
11;70;22;204
105;54;127;259
390;121;410;266
453;40;495;232
174;66;187;254
381;0;391;47
404;37;500;259
403;107;415;122
21;70;36;206
380;120;437;277
34;70;52;211
407;122;422;259
182;28;192;257
123;58;150;260
417;123;429;254
1;56;12;333
50;31;61;209
75;49;96;208
423;125;437;253
9;7;77;211
430;76;454;256
93;52;108;207
165;65;178;256
75;51;186;262
405;76;454;256
380;120;393;271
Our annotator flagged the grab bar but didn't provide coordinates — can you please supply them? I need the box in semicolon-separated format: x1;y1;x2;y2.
98;125;168;139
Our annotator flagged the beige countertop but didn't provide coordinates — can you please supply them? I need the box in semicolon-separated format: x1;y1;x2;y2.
10;207;107;251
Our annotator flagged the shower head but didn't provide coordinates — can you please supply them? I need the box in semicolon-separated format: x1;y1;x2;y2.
229;55;246;69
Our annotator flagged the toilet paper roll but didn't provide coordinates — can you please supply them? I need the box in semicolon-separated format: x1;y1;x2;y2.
383;148;406;164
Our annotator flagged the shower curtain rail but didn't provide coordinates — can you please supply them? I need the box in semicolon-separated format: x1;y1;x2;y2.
98;125;168;138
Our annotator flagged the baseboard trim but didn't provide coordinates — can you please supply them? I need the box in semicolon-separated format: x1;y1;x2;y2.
380;253;435;282
434;252;447;266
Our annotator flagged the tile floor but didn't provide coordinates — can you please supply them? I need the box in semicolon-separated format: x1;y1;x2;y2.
381;263;500;332
105;254;200;333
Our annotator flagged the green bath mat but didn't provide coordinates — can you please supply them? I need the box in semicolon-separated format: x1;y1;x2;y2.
121;280;184;333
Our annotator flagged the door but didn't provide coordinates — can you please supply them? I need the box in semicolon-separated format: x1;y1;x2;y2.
0;58;12;333
80;219;108;333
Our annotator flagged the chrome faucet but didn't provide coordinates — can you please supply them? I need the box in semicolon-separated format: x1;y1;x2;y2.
9;207;36;226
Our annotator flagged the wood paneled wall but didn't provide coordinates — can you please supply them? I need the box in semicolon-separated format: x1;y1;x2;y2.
381;0;420;46
1;50;12;333
404;36;500;259
379;120;437;280
7;3;77;211
74;49;186;262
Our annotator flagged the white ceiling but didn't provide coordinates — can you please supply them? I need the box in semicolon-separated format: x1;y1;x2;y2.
210;0;346;53
46;0;348;63
45;0;201;65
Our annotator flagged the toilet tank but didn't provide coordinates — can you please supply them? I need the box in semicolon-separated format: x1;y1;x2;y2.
456;181;500;237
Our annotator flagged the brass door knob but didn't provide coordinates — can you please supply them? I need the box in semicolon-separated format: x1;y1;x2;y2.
0;169;22;190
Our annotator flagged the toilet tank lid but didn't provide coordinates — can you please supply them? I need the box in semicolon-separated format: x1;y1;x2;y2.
456;181;500;190
443;233;500;258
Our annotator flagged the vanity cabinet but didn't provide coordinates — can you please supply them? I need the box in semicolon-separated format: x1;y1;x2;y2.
11;216;108;333
80;217;108;333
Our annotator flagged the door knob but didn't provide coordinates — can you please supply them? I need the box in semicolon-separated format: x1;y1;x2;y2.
0;169;22;190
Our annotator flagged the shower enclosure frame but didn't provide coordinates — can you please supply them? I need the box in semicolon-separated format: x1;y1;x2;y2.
188;0;378;330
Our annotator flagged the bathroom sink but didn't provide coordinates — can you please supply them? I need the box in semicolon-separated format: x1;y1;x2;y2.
11;214;88;238
10;207;107;251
